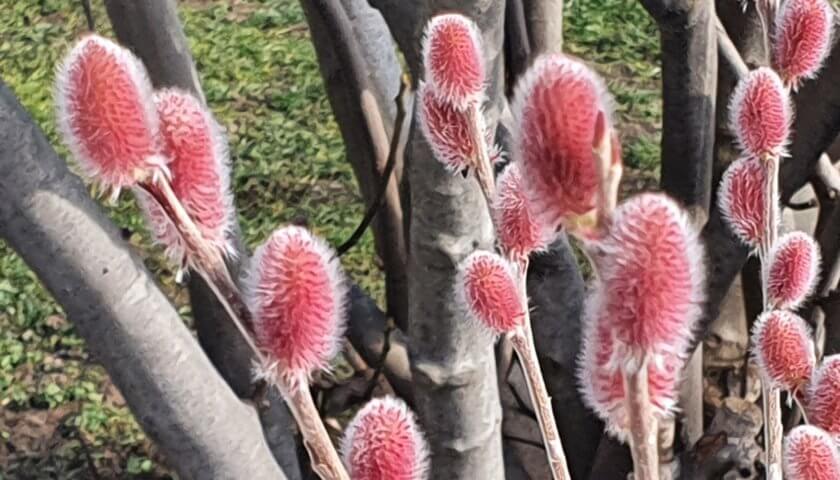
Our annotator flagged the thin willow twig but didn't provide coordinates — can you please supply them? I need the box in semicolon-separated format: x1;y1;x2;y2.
508;260;571;480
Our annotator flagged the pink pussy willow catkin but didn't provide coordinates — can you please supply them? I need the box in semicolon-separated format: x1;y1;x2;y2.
766;231;821;310
512;54;614;228
458;251;525;336
55;34;166;198
136;89;235;267
751;310;815;393
773;0;834;89
341;396;429;480
245;226;347;392
784;425;840;480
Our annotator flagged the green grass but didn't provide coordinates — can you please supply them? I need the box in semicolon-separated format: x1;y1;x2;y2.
0;0;660;477
565;0;662;171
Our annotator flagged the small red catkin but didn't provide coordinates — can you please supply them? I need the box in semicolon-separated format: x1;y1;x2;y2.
729;67;792;160
805;355;840;441
421;13;484;110
55;34;166;198
807;355;840;439
590;193;705;364
718;156;773;249
492;162;552;259
784;425;840;480
458;251;526;336
578;294;685;440
417;82;478;174
136;89;235;267
767;231;821;310
773;0;834;90
751;310;815;392
341;396;429;480
512;54;614;229
245;226;347;392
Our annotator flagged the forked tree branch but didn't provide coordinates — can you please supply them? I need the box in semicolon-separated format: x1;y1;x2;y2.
0;80;286;480
337;78;411;257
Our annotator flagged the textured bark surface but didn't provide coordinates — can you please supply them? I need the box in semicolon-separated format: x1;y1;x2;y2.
103;5;304;476
522;0;564;55
0;81;285;480
345;285;414;400
400;1;507;478
642;0;717;212
504;0;531;88
339;0;402;133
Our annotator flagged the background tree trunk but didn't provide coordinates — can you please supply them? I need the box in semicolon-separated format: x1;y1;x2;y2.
527;236;604;479
400;1;508;477
299;0;409;332
642;0;718;457
0;80;286;480
522;0;564;55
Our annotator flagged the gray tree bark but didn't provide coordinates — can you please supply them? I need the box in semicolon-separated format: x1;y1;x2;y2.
0;80;285;480
641;0;718;458
396;1;508;478
103;0;204;103
641;0;717;214
522;0;564;55
504;0;531;87
346;285;414;400
102;3;303;476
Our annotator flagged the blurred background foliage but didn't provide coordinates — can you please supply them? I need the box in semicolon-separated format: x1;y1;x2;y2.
0;0;659;477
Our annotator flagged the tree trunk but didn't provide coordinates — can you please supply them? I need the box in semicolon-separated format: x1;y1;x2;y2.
0;80;285;480
522;0;564;55
401;1;508;477
641;0;718;457
643;0;717;213
103;0;204;103
299;0;409;331
528;235;604;479
504;0;531;88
